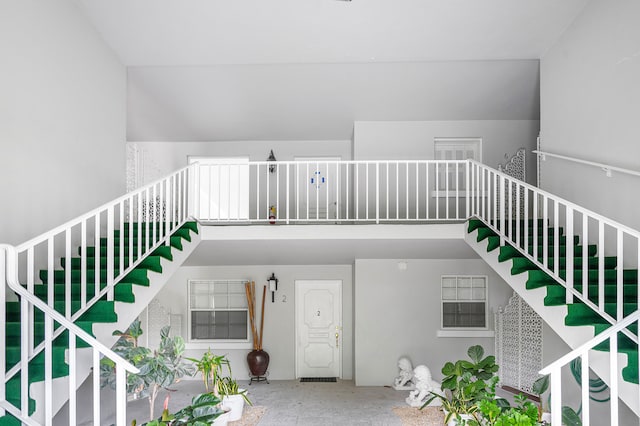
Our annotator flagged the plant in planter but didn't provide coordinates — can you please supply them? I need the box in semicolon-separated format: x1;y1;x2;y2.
186;349;231;395
421;345;499;425
217;376;252;421
245;281;269;377
472;393;539;426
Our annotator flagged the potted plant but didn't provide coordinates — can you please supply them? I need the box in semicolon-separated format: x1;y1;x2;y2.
245;281;269;377
421;345;499;425
531;375;582;426
217;376;252;421
186;349;231;395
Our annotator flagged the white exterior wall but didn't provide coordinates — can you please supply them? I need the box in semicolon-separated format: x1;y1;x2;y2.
353;259;512;386
354;120;540;185
0;0;126;245
151;264;354;381
539;0;640;229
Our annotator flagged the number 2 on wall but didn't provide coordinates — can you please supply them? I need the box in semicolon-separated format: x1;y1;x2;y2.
316;310;321;317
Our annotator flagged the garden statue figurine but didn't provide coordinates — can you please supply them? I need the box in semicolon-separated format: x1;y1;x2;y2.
392;356;415;390
405;365;443;407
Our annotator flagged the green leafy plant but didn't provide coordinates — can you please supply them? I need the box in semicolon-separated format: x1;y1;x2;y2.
217;376;252;405
421;345;499;424
134;393;225;426
102;321;195;421
472;394;539;425
532;375;582;426
186;349;231;395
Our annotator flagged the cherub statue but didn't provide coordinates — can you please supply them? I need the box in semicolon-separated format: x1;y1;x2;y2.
393;356;415;390
405;365;443;407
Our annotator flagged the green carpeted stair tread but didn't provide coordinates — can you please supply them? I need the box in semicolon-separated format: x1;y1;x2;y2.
99;235;185;250
0;415;22;426
542;283;638;306
4;377;36;417
61;255;163;274
6;318;97;348
499;244;597;262
29;281;136;305
180;221;199;234
509;256;617;275
565;302;638;326
526;269;639;288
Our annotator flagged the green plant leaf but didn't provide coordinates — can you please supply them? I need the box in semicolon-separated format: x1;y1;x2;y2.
442;361;456;376
562;406;582;426
467;345;484;363
532;375;550;396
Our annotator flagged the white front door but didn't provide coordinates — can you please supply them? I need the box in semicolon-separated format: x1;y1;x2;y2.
294;157;340;221
295;280;342;378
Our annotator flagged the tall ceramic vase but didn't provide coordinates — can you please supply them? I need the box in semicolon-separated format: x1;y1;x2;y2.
247;349;270;376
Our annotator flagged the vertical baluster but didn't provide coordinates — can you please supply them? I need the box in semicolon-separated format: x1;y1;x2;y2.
524;188;529;251
346;163;350;220
543;197;549;270
478;166;483;222
598;222;605;312
445;163;450;219
276;162;281;222
426;162;430;220
47;237;54;312
376;163;380;224
45;313;53;426
107;206;115;301
395;163;399;220
65;229;72;319
286;163;290;224
507;179;513;242
119;203;124;275
152;184;157;245
138;193;143;262
356;163;360;221
94;214;101;299
116;363;127;426
165;177;171;241
366;163;370;221
387;162;390;220
68;330;77;426
565;207;574;305
415;162;419;220
516;185;521;248
93;349;100;425
26;247;35;354
256;164;261;220
236;165;241;222
581;352;590;425
405;162;409;220
533;194;538;260
305;162;311;221
582;215;589;300
499;174;505;244
435;164;440;220
215;165;220;221
465;162;469;219
617;229;624;320
20;296;29;418
553;202;559;276
610;335;619;426
80;223;87;309
128;198;134;271
336;163;340;221
296;163;300;221
455;163;459;219
550;368;562;426
145;188;150;254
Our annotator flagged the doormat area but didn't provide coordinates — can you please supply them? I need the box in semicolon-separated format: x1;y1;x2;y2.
300;377;337;383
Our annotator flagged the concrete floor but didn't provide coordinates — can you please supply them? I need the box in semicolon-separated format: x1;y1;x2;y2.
122;379;408;425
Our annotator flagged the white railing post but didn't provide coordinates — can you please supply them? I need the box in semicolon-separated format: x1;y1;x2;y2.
565;207;574;305
549;367;562;426
0;248;5;417
376;163;380;224
107;205;115;301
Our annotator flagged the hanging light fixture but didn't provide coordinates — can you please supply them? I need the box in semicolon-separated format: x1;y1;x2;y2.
268;273;279;302
267;150;277;173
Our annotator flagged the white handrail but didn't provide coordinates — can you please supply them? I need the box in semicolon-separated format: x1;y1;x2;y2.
539;310;640;426
533;150;640;178
1;245;138;425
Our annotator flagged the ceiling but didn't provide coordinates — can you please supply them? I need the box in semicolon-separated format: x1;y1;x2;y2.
77;0;589;66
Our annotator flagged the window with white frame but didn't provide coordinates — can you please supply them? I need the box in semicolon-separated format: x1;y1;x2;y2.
441;275;488;329
188;280;249;341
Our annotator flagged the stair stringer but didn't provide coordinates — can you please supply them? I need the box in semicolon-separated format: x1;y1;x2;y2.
28;228;202;424
465;229;640;416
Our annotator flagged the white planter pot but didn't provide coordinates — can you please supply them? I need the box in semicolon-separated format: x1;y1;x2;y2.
212;409;231;426
443;409;474;426
222;393;246;421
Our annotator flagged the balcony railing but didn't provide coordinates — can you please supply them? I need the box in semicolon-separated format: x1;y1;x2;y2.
190;159;472;224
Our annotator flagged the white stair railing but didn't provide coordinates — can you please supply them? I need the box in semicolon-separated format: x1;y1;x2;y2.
468;160;640;332
540;310;640;425
1;245;138;425
0;164;193;424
